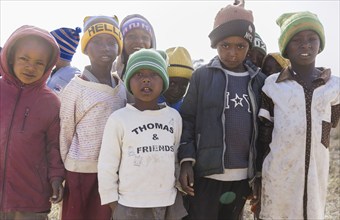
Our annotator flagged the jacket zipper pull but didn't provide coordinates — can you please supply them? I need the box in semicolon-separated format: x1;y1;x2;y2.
21;107;30;132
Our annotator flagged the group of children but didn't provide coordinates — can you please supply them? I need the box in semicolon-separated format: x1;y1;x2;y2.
0;1;339;220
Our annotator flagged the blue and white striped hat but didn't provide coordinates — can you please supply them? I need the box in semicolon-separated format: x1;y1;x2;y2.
50;27;81;61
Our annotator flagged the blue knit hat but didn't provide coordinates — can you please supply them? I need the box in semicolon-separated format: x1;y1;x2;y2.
50;27;81;61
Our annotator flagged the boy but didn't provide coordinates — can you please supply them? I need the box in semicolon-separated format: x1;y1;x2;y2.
158;46;194;111
258;11;340;219
112;14;156;80
246;32;267;68
47;27;82;95
178;2;266;219
261;52;290;76
59;15;127;220
0;25;65;219
98;48;187;220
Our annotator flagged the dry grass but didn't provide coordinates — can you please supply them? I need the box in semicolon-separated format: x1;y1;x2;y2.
49;126;340;220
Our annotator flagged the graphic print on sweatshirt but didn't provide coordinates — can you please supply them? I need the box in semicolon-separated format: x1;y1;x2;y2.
225;71;251;113
127;118;176;167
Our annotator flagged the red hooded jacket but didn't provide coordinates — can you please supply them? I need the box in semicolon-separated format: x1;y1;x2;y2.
0;25;65;212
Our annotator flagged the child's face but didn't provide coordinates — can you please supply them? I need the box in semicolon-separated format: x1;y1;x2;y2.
130;69;163;103
124;29;152;56
217;36;250;72
163;77;189;104
86;34;119;66
262;56;283;76
12;37;50;84
285;30;320;66
247;48;265;68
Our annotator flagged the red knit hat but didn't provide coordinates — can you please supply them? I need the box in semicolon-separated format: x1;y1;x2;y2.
209;3;255;48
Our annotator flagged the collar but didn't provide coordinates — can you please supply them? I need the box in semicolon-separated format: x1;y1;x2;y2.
276;67;331;84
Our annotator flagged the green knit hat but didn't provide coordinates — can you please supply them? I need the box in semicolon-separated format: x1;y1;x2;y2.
124;48;169;95
276;11;325;58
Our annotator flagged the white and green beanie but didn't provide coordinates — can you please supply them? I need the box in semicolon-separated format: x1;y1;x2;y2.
276;11;325;58
124;48;169;94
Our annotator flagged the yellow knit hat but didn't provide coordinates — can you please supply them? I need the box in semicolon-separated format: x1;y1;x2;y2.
166;47;194;80
81;15;123;55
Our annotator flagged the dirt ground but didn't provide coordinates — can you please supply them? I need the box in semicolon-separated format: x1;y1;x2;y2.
49;125;340;220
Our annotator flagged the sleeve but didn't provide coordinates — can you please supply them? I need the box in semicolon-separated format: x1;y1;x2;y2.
256;91;274;172
178;71;199;165
331;104;340;128
98;113;123;205
46;106;65;182
59;82;81;162
258;91;274;122
174;112;182;180
331;82;340;127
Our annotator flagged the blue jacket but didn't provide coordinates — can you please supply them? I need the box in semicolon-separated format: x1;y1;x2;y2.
178;56;266;180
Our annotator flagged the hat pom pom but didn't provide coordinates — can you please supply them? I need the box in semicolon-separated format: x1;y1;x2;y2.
75;27;82;34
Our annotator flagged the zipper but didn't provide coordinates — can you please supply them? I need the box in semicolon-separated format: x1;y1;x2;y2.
0;86;24;209
20;107;30;132
247;75;258;179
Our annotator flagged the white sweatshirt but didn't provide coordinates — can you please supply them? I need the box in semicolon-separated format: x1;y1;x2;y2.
98;104;182;208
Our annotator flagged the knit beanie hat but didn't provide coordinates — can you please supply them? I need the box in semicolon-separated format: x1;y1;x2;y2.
81;15;123;55
253;32;267;56
121;16;153;38
50;27;81;61
166;47;194;80
276;11;325;58
209;3;255;48
124;48;169;95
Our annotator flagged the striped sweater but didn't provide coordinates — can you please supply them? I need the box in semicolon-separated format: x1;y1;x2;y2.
60;74;127;173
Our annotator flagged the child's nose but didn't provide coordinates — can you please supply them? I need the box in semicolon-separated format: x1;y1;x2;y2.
25;62;35;71
142;77;151;83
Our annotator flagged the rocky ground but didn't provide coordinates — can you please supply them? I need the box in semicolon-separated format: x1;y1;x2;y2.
49;125;340;220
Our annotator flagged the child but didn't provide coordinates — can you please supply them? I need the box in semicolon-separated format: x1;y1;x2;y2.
59;15;127;220
258;11;340;219
98;48;187;220
112;14;156;80
158;46;194;111
261;52;290;76
0;25;65;219
246;32;267;68
178;2;266;219
47;27;82;95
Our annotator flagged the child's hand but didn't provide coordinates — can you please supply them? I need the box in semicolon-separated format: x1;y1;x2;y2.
179;161;195;196
50;178;64;204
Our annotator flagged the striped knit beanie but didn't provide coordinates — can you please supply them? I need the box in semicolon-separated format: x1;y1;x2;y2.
209;3;255;48
124;48;169;95
166;47;194;80
50;27;81;61
253;32;267;56
121;16;153;38
276;11;325;58
81;15;123;55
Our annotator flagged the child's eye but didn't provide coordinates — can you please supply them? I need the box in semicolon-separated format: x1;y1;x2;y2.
36;62;45;66
151;72;158;77
19;56;28;61
221;43;229;49
237;44;246;49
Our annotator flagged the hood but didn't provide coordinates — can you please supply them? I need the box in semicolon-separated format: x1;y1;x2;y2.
0;25;60;86
120;14;157;64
